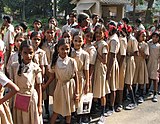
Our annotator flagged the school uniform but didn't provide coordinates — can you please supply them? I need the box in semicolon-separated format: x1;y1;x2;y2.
117;36;127;90
41;41;56;96
93;40;110;98
71;48;89;95
125;34;138;85
133;41;149;84
34;48;48;66
107;34;120;91
49;56;78;116
10;61;42;124
0;70;13;124
147;40;160;80
83;44;97;92
7;51;18;74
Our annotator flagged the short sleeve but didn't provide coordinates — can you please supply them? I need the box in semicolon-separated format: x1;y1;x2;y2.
41;52;48;66
0;71;12;87
35;66;42;84
102;45;108;54
132;39;138;52
89;48;97;65
120;39;127;56
83;53;89;70
144;44;149;55
8;30;14;45
110;40;118;53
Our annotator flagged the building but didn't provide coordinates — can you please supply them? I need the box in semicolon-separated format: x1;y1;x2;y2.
71;0;130;22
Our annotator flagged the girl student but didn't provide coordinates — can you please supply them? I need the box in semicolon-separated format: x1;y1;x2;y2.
7;33;25;75
42;38;79;124
83;27;97;92
105;21;120;116
0;44;19;124
10;40;43;124
40;25;57;118
124;25;138;110
30;31;48;78
115;23;127;112
147;31;160;102
71;32;90;123
0;71;19;124
92;24;110;124
132;30;149;104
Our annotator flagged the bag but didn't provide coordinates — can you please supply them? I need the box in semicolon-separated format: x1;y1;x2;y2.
14;93;31;112
77;93;93;115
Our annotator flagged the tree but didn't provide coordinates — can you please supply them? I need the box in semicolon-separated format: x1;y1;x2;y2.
145;0;155;23
58;0;75;18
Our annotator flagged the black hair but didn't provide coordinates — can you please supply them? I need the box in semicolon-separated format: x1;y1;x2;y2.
151;31;160;41
91;13;98;19
33;19;42;25
19;22;28;31
51;38;70;68
122;17;130;24
69;12;77;18
107;21;117;36
83;27;94;34
99;18;104;24
3;15;12;23
135;18;142;24
18;40;33;76
78;13;89;23
30;31;42;39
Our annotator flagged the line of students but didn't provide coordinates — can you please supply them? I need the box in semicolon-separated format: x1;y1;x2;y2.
0;13;160;124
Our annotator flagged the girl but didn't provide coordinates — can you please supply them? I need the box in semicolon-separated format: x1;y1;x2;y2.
30;31;48;78
106;21;120;116
43;38;79;124
41;25;57;117
116;24;127;112
10;40;43;124
71;32;89;95
7;33;25;75
0;72;19;124
133;30;149;104
71;32;90;123
92;24;110;124
0;45;19;124
124;25;138;110
147;32;160;102
83;27;97;92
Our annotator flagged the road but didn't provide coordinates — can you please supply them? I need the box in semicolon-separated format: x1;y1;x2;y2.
45;94;160;124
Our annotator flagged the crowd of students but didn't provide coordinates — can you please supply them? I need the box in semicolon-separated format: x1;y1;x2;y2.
0;12;160;124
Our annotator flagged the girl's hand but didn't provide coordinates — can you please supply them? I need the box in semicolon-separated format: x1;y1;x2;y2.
38;105;43;115
42;83;46;92
74;93;79;102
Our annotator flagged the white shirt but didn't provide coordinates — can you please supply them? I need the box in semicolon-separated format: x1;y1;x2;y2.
0;70;11;87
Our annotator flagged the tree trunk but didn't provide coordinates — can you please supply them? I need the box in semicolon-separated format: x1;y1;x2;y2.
145;0;154;23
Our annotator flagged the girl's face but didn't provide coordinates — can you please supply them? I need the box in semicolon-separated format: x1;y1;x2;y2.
63;32;72;41
139;32;146;42
15;36;25;50
49;18;57;26
58;43;70;59
15;27;23;34
21;46;34;64
31;35;41;49
95;28;104;41
45;29;55;41
84;32;93;43
152;34;159;44
33;22;41;30
73;35;83;50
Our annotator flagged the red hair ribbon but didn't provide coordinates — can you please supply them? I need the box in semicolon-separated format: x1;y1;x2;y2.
127;25;132;33
139;30;146;35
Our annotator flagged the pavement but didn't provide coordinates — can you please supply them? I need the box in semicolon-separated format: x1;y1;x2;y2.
44;94;160;124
